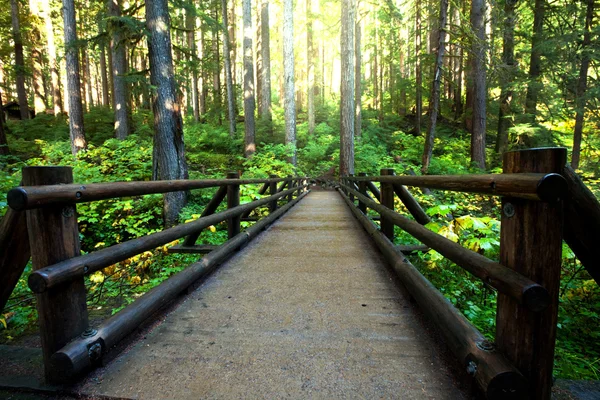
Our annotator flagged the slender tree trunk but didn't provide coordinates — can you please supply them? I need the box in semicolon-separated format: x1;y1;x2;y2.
85;51;94;108
100;43;110;107
186;4;200;123
415;0;422;135
469;0;486;169
199;27;207;115
146;0;189;227
453;1;463;120
422;0;448;174
283;0;297;166
399;27;407;116
228;0;237;92
222;0;236;137
256;6;263;116
27;0;47;117
10;0;29;120
524;0;544;122
0;94;8;155
373;17;379;114
307;0;315;135
109;0;131;139
212;4;222;125
62;0;86;155
340;0;355;176
260;0;272;128
378;23;384;122
41;0;63;114
354;7;361;138
242;0;256;157
571;0;594;169
496;0;517;154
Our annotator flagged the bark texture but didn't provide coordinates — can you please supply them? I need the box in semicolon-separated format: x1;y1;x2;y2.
524;0;545;122
222;0;236;137
146;0;189;227
469;0;486;169
422;0;448;173
242;0;256;157
108;0;130;139
571;0;594;169
260;0;272;126
11;0;29;120
496;0;517;154
283;0;297;165
340;0;355;176
62;0;87;155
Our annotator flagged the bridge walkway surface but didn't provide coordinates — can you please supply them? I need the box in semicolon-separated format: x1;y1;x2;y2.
76;190;466;399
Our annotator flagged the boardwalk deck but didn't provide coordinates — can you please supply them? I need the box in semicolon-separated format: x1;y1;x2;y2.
78;190;465;399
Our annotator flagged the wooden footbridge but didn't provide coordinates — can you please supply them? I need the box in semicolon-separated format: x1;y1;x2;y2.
1;148;599;399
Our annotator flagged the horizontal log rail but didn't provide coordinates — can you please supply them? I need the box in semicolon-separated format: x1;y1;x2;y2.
52;190;310;380
340;182;549;312
7;176;292;211
347;172;567;202
337;188;527;398
28;184;309;293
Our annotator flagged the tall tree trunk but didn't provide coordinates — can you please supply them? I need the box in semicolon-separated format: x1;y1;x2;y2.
571;0;594;169
85;51;94;108
496;0;517;154
228;0;237;92
354;7;361;138
199;27;207;115
0;94;8;155
255;6;262;116
422;0;448;174
42;0;63;114
186;4;200;123
212;4;222;125
222;0;236;137
62;0;86;155
415;0;422;135
524;0;544;122
27;0;47;116
453;1;463;120
10;0;29;120
373;17;379;114
260;0;272;128
307;0;315;135
146;0;189;227
378;22;384;122
340;0;355;176
242;0;256;157
100;43;110;107
109;0;131;139
469;0;486;169
283;0;297;166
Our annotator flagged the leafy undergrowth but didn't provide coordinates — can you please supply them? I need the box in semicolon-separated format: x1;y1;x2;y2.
1;106;599;381
397;189;600;380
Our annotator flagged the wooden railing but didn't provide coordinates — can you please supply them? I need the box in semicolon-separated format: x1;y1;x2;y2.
338;147;600;400
0;166;309;383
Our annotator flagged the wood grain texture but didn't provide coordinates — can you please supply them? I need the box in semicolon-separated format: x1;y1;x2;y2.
0;207;30;312
380;169;395;241
563;164;600;284
23;166;89;383
496;148;566;400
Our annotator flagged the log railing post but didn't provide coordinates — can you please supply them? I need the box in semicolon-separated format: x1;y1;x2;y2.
226;171;240;239
380;168;395;241
286;175;293;202
23;166;89;383
358;172;368;214
348;174;355;203
496;148;566;400
269;174;278;213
